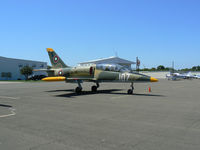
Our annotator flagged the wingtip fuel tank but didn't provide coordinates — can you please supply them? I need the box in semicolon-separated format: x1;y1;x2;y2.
42;76;66;81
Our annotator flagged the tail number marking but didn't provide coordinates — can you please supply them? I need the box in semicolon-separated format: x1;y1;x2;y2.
119;73;130;81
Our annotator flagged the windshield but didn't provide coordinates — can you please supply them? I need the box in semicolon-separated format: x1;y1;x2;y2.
96;64;130;72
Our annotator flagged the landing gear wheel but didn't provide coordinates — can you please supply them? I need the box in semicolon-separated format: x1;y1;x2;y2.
127;89;133;94
127;82;134;94
75;87;82;94
91;86;97;92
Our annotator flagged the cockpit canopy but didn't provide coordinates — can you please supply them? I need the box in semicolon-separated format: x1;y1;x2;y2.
96;64;130;72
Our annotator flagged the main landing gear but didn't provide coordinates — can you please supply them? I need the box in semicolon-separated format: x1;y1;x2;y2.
127;82;134;94
75;81;100;94
91;82;99;93
75;81;82;94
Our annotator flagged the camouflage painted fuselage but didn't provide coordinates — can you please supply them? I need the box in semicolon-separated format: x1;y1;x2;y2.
42;48;157;83
52;65;152;83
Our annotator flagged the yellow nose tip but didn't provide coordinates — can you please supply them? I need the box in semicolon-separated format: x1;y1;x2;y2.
150;77;158;82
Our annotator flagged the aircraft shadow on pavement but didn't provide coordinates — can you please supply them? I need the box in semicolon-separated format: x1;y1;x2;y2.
48;89;164;98
133;93;165;97
0;104;12;108
45;89;74;92
54;89;124;98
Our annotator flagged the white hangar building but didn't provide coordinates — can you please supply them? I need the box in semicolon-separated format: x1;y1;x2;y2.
0;56;47;80
78;56;135;70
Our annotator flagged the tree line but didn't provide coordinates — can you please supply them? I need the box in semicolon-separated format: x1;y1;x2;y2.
138;65;200;72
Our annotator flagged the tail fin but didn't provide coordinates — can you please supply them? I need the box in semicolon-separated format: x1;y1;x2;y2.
46;48;68;68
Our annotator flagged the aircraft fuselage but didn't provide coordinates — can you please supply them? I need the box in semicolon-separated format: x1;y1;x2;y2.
47;65;157;83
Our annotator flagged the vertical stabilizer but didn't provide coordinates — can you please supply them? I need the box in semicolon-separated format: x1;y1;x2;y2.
46;48;68;68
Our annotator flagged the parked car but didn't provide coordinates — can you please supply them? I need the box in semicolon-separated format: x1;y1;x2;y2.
28;75;47;80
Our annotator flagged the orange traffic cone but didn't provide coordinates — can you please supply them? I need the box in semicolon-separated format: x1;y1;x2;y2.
148;86;151;92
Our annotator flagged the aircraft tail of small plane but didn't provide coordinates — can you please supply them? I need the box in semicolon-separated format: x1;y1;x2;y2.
46;48;68;68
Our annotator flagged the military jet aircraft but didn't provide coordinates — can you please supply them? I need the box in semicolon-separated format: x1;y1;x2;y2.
42;48;158;94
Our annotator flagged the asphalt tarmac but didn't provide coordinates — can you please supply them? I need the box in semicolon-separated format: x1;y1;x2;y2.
0;79;200;150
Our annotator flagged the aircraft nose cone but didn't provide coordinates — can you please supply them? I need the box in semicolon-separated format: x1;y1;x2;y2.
150;77;158;82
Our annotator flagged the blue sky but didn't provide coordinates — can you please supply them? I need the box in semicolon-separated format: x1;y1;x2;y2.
0;0;199;69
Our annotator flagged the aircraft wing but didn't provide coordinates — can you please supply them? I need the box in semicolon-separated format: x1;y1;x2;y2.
66;77;97;82
42;76;97;82
33;69;54;72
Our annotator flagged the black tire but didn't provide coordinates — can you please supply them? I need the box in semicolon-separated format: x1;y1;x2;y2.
91;86;97;92
127;89;133;94
75;87;82;94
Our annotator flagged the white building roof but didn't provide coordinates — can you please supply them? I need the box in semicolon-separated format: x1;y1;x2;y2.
0;56;45;63
0;56;47;80
79;56;135;65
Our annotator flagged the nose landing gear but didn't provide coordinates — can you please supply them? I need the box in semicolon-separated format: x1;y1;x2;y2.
127;82;134;94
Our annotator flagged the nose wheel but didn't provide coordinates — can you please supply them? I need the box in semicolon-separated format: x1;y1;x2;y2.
127;82;134;94
91;86;97;92
75;87;82;94
127;89;133;94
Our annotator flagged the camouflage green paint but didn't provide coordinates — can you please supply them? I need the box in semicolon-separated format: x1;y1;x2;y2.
53;65;151;83
45;49;157;83
95;69;151;82
47;50;68;68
